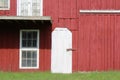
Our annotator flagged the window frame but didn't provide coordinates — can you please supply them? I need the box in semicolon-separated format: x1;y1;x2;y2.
0;0;10;10
19;30;39;69
17;0;43;16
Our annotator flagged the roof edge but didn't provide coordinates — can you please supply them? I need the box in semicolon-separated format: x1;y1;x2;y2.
0;16;52;20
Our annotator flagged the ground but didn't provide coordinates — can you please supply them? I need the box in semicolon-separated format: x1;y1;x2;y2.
0;71;120;80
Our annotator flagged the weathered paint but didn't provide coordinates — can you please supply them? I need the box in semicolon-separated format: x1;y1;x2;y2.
0;24;51;72
44;0;120;72
0;28;19;72
1;0;120;72
78;14;116;71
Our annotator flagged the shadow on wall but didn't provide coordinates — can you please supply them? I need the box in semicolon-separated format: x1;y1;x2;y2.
0;22;52;49
0;22;52;72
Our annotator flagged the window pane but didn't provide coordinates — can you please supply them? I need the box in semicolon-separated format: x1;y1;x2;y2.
22;60;26;67
22;31;38;48
21;51;38;68
33;32;37;39
27;59;32;67
27;40;32;47
27;51;31;58
33;40;37;47
4;0;8;8
28;32;32;39
22;51;26;58
0;0;8;8
32;0;41;16
32;51;37;59
32;60;37;67
22;40;27;47
22;31;27;39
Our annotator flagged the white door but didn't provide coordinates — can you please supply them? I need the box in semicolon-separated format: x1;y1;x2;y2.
51;28;72;73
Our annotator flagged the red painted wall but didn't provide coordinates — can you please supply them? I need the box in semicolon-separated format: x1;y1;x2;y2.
1;0;120;72
77;0;120;10
44;0;79;72
0;28;19;71
0;0;16;16
44;0;120;72
78;14;120;71
0;23;51;72
0;0;52;72
78;14;116;71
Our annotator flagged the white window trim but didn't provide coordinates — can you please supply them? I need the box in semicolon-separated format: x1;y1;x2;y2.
0;0;10;10
80;10;120;14
19;29;40;69
40;0;43;16
17;0;43;16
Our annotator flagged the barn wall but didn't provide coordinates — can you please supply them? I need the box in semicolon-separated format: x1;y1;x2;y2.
44;0;120;72
77;0;120;10
0;28;19;71
0;0;16;16
115;15;120;70
0;0;17;71
44;0;79;72
0;24;51;72
78;14;116;71
0;0;51;72
1;0;120;72
39;26;51;71
78;14;120;71
77;0;120;71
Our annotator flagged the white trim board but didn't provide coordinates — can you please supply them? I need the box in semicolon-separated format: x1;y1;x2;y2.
80;10;120;14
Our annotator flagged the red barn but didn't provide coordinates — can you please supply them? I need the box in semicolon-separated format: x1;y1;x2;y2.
0;0;120;73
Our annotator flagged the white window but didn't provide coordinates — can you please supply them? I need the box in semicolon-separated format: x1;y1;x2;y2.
0;0;10;10
20;30;39;69
17;0;43;16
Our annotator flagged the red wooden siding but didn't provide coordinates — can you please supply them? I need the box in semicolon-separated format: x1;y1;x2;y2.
0;0;16;16
0;0;52;72
2;0;120;72
44;0;78;72
78;14;120;71
77;0;120;10
40;26;51;71
114;15;120;70
44;0;120;71
0;28;19;71
44;0;78;30
0;24;51;72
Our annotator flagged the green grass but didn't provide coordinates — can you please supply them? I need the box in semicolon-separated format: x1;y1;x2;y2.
0;71;120;80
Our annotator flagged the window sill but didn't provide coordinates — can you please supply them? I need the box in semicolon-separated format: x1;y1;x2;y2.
0;8;10;10
19;67;39;69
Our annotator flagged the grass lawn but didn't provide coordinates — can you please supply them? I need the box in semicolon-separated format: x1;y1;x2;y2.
0;71;120;80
